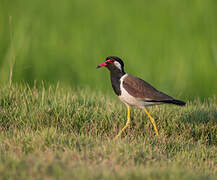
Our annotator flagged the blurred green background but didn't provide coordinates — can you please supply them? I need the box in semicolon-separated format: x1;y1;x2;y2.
0;0;217;99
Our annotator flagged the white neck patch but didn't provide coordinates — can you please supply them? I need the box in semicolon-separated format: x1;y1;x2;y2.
114;61;122;71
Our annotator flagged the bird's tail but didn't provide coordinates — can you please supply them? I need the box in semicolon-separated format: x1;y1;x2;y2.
163;99;186;106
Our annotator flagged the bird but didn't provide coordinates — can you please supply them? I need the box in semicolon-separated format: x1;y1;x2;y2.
96;56;186;139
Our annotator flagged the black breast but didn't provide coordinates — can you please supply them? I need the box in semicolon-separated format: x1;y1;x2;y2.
107;63;126;96
110;72;123;96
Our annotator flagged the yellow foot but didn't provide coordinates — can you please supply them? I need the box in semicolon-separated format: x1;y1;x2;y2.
144;108;159;136
114;122;130;139
114;106;131;139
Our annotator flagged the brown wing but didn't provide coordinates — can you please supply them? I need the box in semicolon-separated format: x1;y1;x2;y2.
123;74;173;101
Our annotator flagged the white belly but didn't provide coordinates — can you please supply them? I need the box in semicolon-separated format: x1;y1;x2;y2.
119;74;160;108
119;74;145;108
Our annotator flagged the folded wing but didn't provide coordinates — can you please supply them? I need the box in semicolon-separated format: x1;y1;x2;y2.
123;74;173;101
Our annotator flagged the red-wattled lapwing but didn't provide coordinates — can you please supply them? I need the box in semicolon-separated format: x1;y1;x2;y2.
96;56;186;139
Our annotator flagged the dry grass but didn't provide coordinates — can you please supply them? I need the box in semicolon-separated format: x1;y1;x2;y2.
0;84;216;179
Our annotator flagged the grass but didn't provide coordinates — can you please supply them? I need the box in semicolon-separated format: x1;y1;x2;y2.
0;0;217;98
0;0;216;179
0;84;216;179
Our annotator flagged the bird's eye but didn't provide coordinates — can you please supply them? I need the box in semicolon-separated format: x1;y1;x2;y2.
106;59;114;63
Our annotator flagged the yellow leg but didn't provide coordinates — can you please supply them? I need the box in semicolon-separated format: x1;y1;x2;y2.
144;108;159;135
115;106;130;139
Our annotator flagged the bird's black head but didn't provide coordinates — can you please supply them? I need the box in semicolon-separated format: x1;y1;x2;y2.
96;56;125;74
106;56;124;68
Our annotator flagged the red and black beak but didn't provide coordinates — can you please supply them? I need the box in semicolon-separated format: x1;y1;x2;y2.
96;59;114;69
96;62;107;69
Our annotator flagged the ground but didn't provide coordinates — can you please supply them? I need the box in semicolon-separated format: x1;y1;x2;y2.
0;84;216;180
